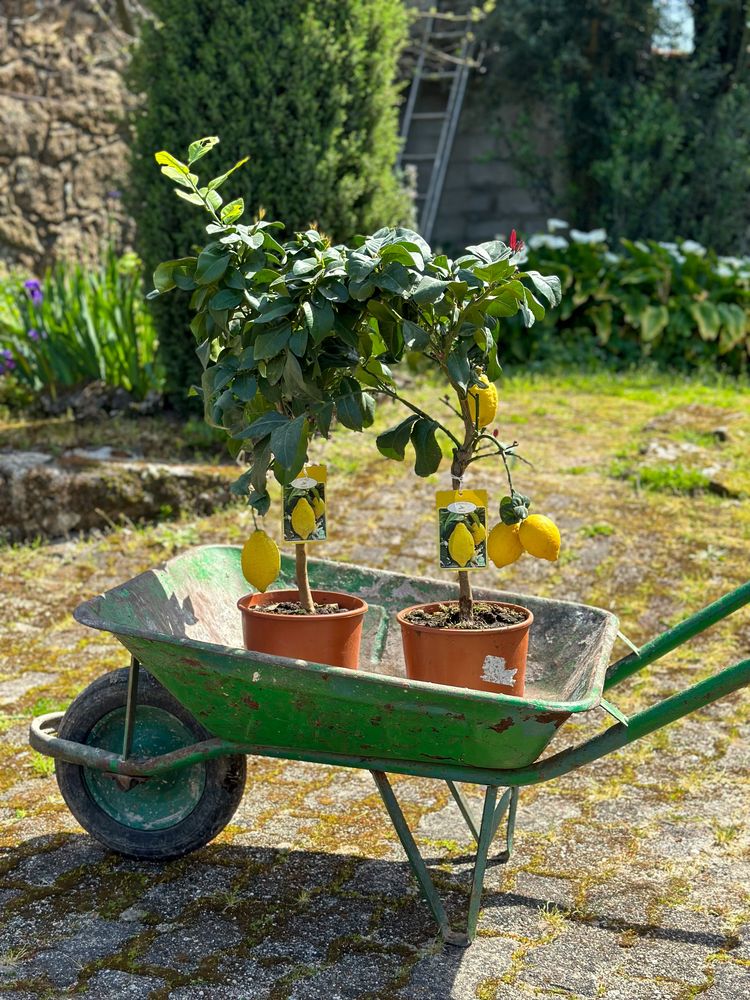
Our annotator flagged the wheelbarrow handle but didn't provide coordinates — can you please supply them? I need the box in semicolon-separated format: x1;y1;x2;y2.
507;656;750;788
605;579;750;690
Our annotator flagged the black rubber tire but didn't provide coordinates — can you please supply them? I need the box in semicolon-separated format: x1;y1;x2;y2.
55;668;246;861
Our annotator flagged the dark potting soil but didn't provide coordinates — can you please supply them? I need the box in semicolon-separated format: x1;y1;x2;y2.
256;601;343;616
403;602;528;631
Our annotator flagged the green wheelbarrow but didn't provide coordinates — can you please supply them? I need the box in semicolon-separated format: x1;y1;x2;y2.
29;545;750;947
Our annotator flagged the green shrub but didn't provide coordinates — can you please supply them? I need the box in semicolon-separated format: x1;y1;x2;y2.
127;0;412;411
501;227;750;373
0;246;162;402
483;1;749;253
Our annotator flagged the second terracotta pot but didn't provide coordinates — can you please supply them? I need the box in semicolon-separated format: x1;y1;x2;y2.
397;601;533;696
237;589;368;670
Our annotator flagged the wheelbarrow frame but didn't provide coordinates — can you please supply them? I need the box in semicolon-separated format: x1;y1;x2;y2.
29;556;750;947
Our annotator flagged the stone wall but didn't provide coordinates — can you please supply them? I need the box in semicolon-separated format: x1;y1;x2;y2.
0;1;549;272
0;0;135;272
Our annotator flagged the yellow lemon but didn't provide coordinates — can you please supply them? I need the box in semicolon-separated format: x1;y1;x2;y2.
291;497;316;539
469;519;486;544
312;495;325;519
487;522;523;568
448;522;476;567
467;374;498;427
241;530;280;592
518;514;561;562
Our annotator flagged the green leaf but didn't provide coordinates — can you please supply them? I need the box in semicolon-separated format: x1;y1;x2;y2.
155;150;189;174
641;304;670;342
411;418;443;477
188;136;219;165
689;301;721;342
589;302;613;344
270;415;308;477
302;299;334;343
447;343;471;391
229;469;253;497
717;303;747;353
289;327;308;356
234;410;288;441
233;374;257;402
220;198;244;224
210;288;244;310
195;246;230;284
282;351;307;395
335;377;374;430
253;323;291;360
525;271;562;307
402;319;430;350
254;298;295;324
412;275;448;304
207;156;250;191
376;415;419;461
523;287;546;321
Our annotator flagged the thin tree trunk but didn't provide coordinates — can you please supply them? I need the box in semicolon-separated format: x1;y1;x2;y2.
295;543;316;614
457;569;473;622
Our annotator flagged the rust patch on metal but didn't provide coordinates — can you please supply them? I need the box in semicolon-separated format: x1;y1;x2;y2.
370;716;382;727
382;703;395;713
490;717;514;734
181;657;203;668
535;711;566;727
241;695;259;710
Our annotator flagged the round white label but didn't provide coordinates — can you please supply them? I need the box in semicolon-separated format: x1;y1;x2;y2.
447;501;477;514
291;476;317;489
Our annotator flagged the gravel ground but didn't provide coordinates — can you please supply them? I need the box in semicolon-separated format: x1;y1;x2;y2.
1;373;749;998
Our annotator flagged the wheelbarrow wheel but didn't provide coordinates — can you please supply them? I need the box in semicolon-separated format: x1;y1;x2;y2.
55;668;246;861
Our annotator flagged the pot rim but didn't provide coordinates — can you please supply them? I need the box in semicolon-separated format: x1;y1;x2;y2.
396;599;533;635
237;588;368;620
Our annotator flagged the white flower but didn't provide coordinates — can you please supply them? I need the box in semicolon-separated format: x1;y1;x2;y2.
658;241;679;254
511;247;529;265
570;228;607;244
715;264;733;278
528;234;569;250
680;240;706;257
547;218;569;233
603;252;620;265
718;256;743;270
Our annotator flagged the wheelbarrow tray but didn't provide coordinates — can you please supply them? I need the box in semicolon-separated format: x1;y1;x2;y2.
73;544;619;771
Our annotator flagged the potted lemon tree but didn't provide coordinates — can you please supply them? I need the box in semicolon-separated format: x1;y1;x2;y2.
344;231;563;695
150;138;382;667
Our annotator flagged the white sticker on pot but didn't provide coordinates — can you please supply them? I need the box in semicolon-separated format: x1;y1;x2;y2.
481;655;518;687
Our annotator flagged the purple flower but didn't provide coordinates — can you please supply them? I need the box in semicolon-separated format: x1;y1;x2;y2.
0;348;15;374
28;328;40;341
24;279;43;305
107;189;122;200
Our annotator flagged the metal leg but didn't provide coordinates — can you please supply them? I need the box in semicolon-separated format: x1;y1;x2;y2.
445;780;480;843
371;771;468;947
465;786;498;941
121;657;140;760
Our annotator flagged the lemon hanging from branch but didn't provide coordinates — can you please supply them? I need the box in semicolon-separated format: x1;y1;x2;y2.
487;523;524;568
241;530;281;592
467;374;498;428
519;514;561;562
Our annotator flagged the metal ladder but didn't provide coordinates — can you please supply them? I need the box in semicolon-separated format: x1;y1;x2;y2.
399;3;480;241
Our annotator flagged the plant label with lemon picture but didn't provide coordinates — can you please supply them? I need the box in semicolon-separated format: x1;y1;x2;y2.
283;465;327;543
436;490;488;570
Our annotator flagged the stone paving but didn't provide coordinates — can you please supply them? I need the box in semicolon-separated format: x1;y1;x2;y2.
1;377;750;998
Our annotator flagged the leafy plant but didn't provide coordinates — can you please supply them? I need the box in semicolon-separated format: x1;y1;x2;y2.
127;0;411;411
0;246;162;401
152;140;563;620
504;226;750;372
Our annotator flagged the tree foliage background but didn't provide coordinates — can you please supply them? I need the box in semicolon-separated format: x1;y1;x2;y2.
127;0;411;408
482;0;749;253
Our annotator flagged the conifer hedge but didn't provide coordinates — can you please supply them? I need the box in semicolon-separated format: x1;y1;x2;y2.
127;0;411;408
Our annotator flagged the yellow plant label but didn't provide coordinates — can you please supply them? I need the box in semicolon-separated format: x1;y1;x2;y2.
435;489;488;570
283;464;327;543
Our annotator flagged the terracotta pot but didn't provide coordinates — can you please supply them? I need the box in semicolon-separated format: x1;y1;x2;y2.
397;601;533;696
237;589;368;670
